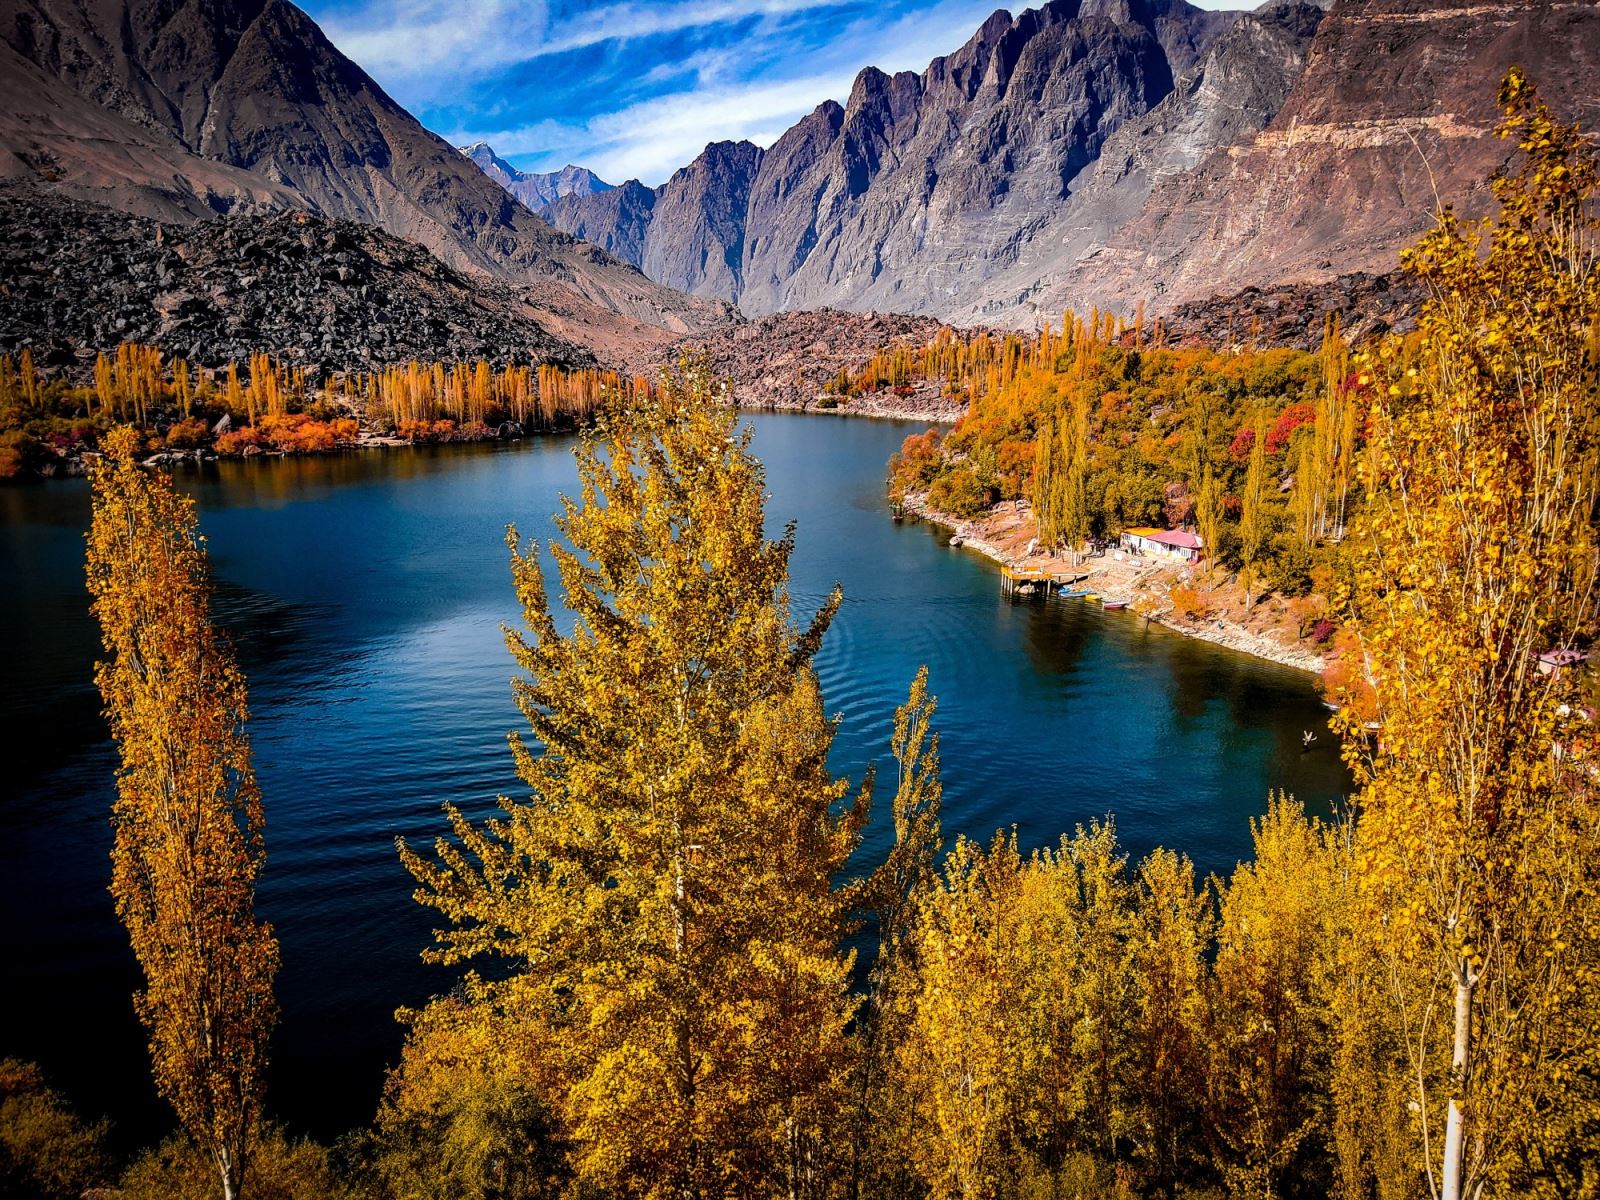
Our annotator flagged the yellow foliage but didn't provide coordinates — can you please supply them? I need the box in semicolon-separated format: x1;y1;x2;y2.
399;366;873;1196
85;427;279;1200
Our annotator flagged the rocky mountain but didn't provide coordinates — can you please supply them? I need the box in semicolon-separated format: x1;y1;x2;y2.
1073;0;1600;315
547;0;1600;330
963;0;1326;322
0;0;728;363
0;192;594;375
549;0;1264;317
458;143;612;211
545;180;658;266
642;141;764;301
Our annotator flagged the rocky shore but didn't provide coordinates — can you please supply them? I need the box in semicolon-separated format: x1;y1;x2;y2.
901;493;1328;676
664;308;971;423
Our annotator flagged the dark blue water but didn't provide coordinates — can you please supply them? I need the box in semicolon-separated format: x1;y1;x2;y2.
0;413;1349;1144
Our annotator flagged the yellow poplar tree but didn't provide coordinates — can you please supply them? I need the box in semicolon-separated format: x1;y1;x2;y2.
399;367;872;1198
1337;70;1600;1200
1238;407;1270;605
1204;796;1341;1199
1129;847;1211;1199
850;666;943;1200
85;427;279;1200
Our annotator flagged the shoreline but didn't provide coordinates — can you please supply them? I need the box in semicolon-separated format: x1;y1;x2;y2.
17;399;953;482
900;493;1328;677
733;395;962;424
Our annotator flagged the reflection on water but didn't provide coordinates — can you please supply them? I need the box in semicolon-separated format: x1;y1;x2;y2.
0;415;1349;1143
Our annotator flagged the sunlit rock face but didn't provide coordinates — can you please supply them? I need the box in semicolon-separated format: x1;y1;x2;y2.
544;0;1600;328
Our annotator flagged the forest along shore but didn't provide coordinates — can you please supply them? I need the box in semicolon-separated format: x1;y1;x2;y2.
900;492;1330;675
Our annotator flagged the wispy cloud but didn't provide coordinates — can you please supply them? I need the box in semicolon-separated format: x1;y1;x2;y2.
454;71;855;184
307;0;1014;185
321;0;857;83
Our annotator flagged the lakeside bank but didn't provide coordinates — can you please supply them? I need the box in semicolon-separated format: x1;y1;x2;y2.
900;492;1329;676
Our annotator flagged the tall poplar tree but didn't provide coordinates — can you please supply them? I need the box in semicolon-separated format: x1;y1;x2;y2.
400;368;873;1198
1336;71;1600;1200
85;427;279;1200
1238;408;1270;605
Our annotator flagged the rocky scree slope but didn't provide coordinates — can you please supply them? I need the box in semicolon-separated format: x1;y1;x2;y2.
662;308;966;418
0;0;729;358
0;194;593;377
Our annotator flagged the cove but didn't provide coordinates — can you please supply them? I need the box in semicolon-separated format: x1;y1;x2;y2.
0;412;1351;1145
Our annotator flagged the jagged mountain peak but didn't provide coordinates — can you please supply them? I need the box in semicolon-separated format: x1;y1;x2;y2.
457;145;613;211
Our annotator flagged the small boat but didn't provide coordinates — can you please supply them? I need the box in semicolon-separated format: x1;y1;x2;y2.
1102;600;1128;610
1060;588;1091;599
1083;594;1100;603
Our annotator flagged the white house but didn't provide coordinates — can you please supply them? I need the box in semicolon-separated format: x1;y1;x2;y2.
1120;527;1203;563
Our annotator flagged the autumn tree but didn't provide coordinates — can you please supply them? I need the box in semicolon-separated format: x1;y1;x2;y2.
1195;470;1222;578
1128;848;1211;1200
399;367;873;1198
1335;70;1600;1200
1204;796;1342;1199
892;823;1137;1197
1238;407;1270;605
850;667;943;1200
85;427;279;1200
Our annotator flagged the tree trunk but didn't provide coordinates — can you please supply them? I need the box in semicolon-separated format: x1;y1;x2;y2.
1440;961;1473;1200
218;1145;241;1200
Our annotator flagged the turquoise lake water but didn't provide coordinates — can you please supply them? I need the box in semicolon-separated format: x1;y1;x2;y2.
0;412;1350;1142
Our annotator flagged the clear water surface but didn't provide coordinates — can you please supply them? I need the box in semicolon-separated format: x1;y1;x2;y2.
0;413;1350;1144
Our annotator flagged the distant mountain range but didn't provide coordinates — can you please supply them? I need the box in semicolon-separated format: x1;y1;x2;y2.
457;144;613;212
0;0;727;368
500;0;1600;326
2;0;1596;370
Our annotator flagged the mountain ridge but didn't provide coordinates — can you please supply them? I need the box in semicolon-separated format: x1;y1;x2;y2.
538;0;1599;327
458;143;613;211
0;0;729;363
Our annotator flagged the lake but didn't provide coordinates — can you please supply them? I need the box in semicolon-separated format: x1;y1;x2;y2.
0;412;1350;1145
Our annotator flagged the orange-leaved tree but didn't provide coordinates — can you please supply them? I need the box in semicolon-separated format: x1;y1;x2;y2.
1335;70;1600;1200
85;426;279;1200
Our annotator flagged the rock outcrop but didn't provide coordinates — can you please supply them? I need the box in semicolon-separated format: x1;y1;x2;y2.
0;193;593;376
0;0;730;360
661;308;963;416
1074;0;1600;313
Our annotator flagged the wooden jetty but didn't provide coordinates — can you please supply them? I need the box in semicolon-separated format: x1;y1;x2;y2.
1000;564;1091;599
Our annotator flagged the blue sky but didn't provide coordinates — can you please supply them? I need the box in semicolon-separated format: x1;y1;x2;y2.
305;0;1239;187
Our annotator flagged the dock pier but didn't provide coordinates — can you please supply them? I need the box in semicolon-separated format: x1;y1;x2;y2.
1000;564;1091;599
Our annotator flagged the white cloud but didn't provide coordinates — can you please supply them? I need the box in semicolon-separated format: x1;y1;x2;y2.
444;0;1009;185
321;0;859;84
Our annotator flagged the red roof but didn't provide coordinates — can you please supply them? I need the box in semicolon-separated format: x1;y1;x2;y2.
1150;530;1203;550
